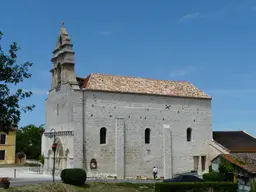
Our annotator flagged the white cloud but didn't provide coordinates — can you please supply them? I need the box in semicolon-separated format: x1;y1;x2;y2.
30;89;48;95
169;70;189;78
169;66;198;78
179;12;201;22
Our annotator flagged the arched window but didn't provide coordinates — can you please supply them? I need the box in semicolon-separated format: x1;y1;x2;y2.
100;127;107;144
187;128;192;142
145;128;151;144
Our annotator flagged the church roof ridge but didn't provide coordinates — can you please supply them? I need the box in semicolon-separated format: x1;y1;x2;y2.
79;73;211;100
89;72;190;83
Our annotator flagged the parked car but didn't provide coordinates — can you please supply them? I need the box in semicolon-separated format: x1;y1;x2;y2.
163;174;204;182
175;171;199;177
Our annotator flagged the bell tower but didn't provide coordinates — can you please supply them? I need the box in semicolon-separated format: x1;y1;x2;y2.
50;22;78;90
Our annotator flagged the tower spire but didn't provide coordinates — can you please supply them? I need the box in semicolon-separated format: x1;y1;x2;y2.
50;23;78;90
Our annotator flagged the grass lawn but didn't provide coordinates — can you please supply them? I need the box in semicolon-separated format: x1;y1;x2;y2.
0;182;155;192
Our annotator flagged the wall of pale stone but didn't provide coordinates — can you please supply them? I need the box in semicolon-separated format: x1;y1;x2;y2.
83;91;212;179
208;140;230;169
44;84;76;167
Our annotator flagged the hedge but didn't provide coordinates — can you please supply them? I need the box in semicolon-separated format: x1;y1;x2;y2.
60;168;87;186
155;182;238;192
203;172;234;182
203;172;227;181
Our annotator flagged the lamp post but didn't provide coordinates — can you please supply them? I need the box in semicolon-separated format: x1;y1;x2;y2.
49;128;57;183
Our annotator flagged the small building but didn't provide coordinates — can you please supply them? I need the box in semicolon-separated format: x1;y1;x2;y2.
212;131;256;191
213;130;256;153
0;128;16;164
212;154;256;192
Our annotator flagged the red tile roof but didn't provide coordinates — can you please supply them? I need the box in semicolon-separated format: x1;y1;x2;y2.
222;154;256;174
77;73;211;99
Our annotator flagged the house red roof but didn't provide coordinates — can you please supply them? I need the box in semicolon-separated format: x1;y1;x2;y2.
76;73;211;99
222;154;256;174
213;131;256;153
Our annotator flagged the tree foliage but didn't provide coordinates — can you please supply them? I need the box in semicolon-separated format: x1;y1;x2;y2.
39;154;44;165
16;124;44;159
0;31;34;133
218;156;235;182
219;156;235;174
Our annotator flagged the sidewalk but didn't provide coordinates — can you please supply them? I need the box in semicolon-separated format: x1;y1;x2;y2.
0;167;60;181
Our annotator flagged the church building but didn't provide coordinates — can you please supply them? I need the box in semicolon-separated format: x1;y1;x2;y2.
41;23;224;179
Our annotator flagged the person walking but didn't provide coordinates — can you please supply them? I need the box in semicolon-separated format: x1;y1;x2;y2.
153;166;158;180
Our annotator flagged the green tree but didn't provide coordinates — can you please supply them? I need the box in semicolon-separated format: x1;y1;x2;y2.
218;156;235;182
16;124;44;159
0;31;34;133
39;154;44;165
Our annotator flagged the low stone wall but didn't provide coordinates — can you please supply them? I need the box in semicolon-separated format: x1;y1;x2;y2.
28;166;43;173
25;159;41;164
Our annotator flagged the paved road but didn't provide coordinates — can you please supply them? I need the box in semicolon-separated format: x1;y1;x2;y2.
10;178;160;187
1;167;160;187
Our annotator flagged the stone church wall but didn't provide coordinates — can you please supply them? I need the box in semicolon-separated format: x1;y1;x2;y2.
44;84;78;172
83;91;212;179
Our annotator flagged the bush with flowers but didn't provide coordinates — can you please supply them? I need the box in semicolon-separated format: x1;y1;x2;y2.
0;177;10;189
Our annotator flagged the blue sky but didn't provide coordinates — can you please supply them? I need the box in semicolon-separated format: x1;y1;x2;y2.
1;0;256;135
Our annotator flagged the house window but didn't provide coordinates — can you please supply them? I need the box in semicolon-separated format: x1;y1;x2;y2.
193;156;199;171
0;150;5;160
100;127;106;144
145;128;151;144
201;156;206;172
187;128;192;142
0;134;6;144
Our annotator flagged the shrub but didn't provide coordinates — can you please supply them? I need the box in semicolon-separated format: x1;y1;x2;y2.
39;154;44;165
155;182;238;192
24;162;40;167
203;171;227;181
208;165;213;173
251;180;256;192
61;168;87;186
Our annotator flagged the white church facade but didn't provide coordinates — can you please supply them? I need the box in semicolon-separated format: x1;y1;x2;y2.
41;23;228;179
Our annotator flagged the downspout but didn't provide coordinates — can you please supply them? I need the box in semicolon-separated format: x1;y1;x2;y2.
170;130;174;178
82;90;86;170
